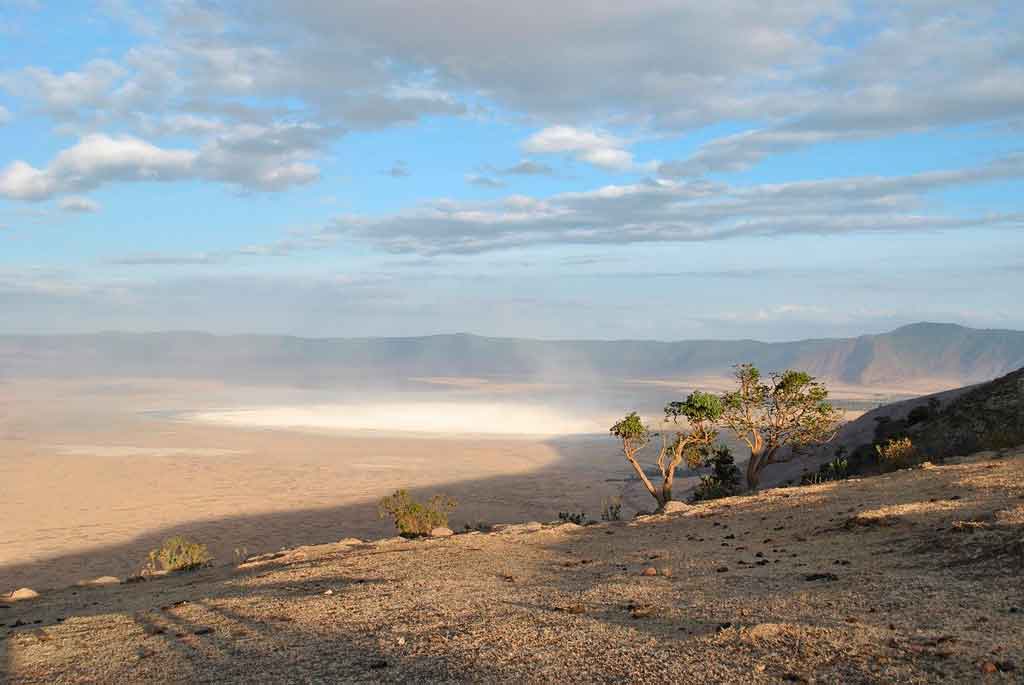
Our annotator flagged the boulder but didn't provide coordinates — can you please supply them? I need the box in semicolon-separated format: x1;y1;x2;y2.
429;527;454;538
662;501;689;514
9;588;39;601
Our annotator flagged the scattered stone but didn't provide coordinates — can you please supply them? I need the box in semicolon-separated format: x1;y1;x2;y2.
9;588;39;601
804;573;839;582
724;534;735;540
323;589;334;596
641;567;658;577
628;603;655;619
980;661;998;674
429;527;454;538
193;627;215;635
716;567;729;573
80;576;120;587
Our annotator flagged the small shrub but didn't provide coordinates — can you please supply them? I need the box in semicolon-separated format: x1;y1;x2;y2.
800;456;850;485
558;511;587;525
145;536;211;574
875;437;920;471
601;496;623;521
691;445;741;502
378;489;457;537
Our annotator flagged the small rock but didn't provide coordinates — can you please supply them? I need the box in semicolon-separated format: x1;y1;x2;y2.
715;566;729;573
193;627;214;635
980;661;998;674
80;576;120;587
661;501;688;514
804;572;838;582
997;661;1017;672
323;589;334;596
641;567;658;577
9;588;39;601
429;527;454;538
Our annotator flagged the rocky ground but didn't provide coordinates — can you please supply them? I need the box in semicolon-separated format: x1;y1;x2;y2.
3;448;1023;684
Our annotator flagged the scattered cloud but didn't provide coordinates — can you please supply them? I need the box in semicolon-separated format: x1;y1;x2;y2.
522;126;648;172
322;156;1024;254
502;160;555;176
0;105;11;125
58;195;101;213
0;124;333;201
465;173;505;188
383;160;410;178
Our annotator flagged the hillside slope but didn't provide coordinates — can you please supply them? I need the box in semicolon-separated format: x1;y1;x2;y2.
1;323;1022;388
4;449;1022;683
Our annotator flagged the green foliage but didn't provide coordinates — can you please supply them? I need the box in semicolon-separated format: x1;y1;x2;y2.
800;456;851;485
378;489;457;537
720;363;843;490
875;437;920;471
146;535;211;574
691;445;741;502
664;391;724;424
610;412;648;442
558;511;588;525
600;496;623;521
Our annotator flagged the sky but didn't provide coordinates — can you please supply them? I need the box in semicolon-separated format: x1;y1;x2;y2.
0;0;1022;341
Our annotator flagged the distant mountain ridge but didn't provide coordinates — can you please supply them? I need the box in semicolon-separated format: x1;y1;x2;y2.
1;322;1022;388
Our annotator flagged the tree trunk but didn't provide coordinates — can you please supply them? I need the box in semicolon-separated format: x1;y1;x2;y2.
745;450;763;491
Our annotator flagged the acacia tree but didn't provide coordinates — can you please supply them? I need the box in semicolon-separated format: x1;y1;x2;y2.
610;391;722;510
720;364;843;491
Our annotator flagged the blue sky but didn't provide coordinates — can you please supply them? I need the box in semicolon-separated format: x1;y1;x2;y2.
1;0;1022;340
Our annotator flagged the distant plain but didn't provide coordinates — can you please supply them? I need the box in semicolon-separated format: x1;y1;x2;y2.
0;371;939;591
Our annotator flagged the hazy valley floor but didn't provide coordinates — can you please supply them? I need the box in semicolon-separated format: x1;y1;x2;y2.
3;448;1022;683
0;378;641;591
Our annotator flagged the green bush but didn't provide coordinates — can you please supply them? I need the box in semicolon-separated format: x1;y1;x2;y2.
146;536;211;574
800;456;850;485
378;489;457;537
558;511;588;525
691;445;741;502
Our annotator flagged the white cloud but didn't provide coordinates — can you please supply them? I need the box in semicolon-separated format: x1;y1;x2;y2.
0;105;11;125
58;196;101;213
0;134;195;201
0;125;330;201
523;126;647;171
322;156;1024;254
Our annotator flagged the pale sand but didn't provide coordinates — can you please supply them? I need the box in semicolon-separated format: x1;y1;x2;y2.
0;374;914;594
0;379;632;592
188;401;613;436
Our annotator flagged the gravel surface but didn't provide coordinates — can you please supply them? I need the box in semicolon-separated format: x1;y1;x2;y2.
3;448;1022;684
